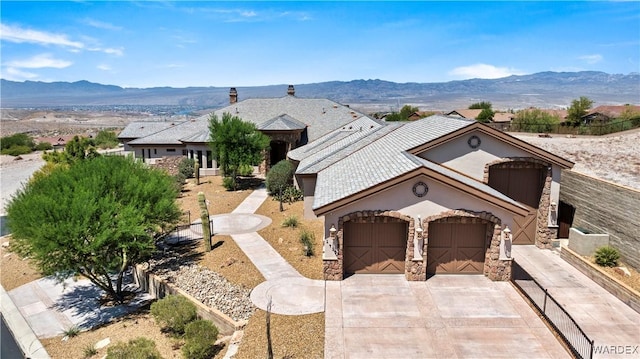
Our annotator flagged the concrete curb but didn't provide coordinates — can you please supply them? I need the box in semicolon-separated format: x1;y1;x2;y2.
0;284;50;359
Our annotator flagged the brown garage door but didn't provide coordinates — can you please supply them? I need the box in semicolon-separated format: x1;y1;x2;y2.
427;222;486;274
488;165;546;209
344;222;407;274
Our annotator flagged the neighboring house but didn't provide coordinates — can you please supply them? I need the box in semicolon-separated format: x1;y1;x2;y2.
288;115;573;282
445;109;483;120
35;135;75;149
489;112;515;131
407;111;441;121
581;105;640;124
538;108;568;122
118;85;374;175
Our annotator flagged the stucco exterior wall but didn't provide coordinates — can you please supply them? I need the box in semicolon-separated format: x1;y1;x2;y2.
419;131;534;181
322;174;516;238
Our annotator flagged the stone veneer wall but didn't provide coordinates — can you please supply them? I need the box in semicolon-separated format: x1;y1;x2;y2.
560;170;640;271
422;210;511;281
483;157;555;248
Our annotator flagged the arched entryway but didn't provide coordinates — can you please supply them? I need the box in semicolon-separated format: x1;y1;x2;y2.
423;210;507;280
485;158;551;245
269;140;288;167
337;211;413;276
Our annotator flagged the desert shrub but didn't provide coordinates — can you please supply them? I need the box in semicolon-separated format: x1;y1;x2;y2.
83;344;98;358
238;163;254;176
1;145;32;156
63;325;80;338
266;160;295;194
173;172;187;191
300;229;315;256
150;295;197;335
178;157;195;178
1;133;35;150
182;320;219;359
94;130;120;149
106;337;161;359
282;215;299;228
283;186;303;202
34;142;53;151
222;176;236;191
594;245;620;267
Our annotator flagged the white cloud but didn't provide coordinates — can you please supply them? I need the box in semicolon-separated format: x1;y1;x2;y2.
5;53;72;69
97;64;112;71
448;63;526;79
81;18;122;31
579;54;603;64
3;67;38;80
89;47;124;56
0;24;83;49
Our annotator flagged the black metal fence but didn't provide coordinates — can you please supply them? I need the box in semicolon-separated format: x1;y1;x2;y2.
161;221;213;245
512;262;594;359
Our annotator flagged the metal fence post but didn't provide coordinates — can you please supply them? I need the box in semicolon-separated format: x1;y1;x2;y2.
543;288;548;312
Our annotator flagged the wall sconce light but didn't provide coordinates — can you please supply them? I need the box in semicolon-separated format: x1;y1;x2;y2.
502;226;512;259
329;224;337;235
549;201;558;226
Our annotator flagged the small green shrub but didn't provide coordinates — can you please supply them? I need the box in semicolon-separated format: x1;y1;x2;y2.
300;229;315;257
34;142;54;151
94;130;120;149
594;245;620;267
1;133;35;150
283;186;303;202
266;160;295;194
182;320;219;359
150;295;197;335
282;215;299;228
63;325;81;338
178;157;195;178
238;163;254;177
1;145;32;156
222;176;236;191
106;337;161;359
83;344;98;358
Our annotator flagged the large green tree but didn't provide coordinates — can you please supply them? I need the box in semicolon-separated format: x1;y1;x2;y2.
512;109;561;133
386;105;419;122
566;96;593;125
7;155;181;302
469;101;494;123
208;113;270;190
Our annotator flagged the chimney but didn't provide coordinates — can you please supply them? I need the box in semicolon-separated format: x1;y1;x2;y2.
229;87;238;104
287;85;295;96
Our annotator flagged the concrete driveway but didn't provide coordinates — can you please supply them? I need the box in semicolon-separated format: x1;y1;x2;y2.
325;275;570;359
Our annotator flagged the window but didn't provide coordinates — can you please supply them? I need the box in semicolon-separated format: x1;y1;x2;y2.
206;151;212;168
167;148;176;152
154;149;157;154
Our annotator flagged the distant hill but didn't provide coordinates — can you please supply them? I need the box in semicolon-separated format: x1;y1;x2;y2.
2;71;639;110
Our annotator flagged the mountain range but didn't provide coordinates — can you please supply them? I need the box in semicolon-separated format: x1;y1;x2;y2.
1;71;639;110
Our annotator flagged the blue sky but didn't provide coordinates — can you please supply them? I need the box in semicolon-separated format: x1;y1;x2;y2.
1;1;639;88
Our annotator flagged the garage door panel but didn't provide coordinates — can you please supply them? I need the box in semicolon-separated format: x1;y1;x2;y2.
427;222;486;275
344;247;373;273
344;221;407;274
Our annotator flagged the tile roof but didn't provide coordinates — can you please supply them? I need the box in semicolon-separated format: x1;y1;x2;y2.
313;115;504;210
295;121;399;175
207;96;367;142
585;105;640;118
446;109;483;119
257;114;307;131
118;121;182;139
127;118;207;145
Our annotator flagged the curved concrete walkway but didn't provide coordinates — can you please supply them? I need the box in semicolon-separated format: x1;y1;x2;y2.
227;186;325;315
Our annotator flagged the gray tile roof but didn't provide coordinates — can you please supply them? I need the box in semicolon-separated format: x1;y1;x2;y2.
257;114;307;131
118;121;182;140
207;96;367;142
312;115;523;210
127;117;208;145
127;96;369;146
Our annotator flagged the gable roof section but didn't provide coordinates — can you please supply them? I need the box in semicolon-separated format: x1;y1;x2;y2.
446;109;482;119
257;114;307;131
312;115;476;211
407;121;575;168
